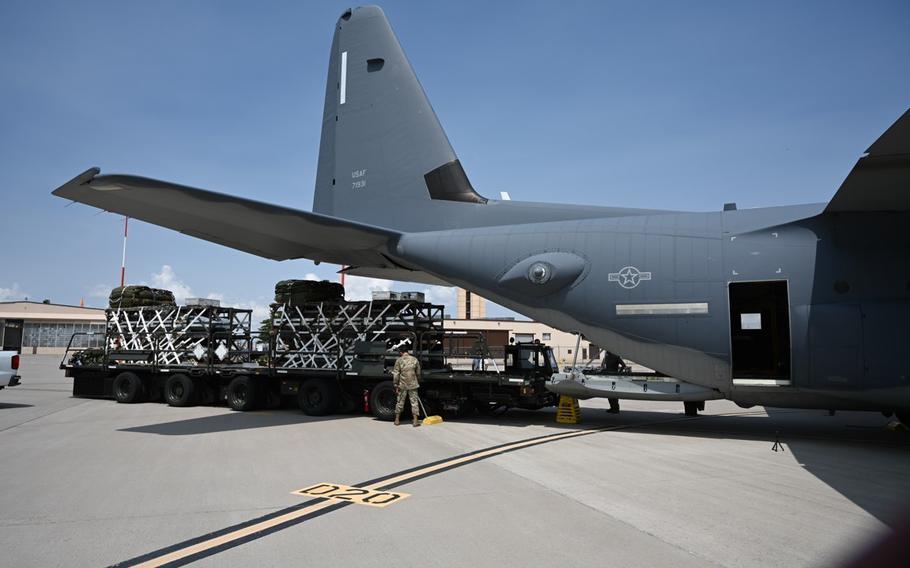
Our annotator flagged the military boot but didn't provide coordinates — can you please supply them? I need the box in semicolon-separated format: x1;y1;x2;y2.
394;414;400;426
412;416;420;427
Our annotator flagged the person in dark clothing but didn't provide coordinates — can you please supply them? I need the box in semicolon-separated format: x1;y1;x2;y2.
603;351;628;374
602;352;627;414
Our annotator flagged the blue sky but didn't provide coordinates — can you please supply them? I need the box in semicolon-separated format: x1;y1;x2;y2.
1;1;908;319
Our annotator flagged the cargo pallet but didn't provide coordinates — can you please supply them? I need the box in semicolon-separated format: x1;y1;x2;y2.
61;299;558;420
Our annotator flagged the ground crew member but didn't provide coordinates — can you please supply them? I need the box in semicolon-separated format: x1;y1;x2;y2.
393;347;421;427
603;352;628;414
471;335;488;371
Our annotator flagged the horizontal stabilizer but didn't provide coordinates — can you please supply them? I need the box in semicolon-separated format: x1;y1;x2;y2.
52;168;398;264
826;108;910;213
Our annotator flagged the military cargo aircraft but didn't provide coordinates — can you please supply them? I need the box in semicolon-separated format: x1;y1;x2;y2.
53;6;910;422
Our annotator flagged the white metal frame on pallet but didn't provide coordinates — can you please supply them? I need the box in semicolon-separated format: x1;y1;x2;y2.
271;301;444;371
106;306;252;367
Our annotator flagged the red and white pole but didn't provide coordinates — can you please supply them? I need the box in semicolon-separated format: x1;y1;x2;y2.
120;216;129;287
340;265;346;287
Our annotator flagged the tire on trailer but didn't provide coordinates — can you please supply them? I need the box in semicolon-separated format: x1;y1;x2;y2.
164;373;196;407
226;375;260;411
297;377;341;416
369;380;398;421
113;372;145;403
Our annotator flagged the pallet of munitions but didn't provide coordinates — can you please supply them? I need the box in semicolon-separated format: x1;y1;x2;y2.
105;304;253;367
268;298;445;372
61;282;559;419
108;285;176;309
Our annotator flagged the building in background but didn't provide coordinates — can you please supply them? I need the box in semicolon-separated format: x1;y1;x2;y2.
445;318;602;369
450;288;609;368
0;301;105;355
456;288;486;320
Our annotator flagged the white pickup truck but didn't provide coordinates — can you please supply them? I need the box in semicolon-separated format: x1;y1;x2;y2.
0;351;21;391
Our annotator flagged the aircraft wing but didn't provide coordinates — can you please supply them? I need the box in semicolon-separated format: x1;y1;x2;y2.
52;168;399;265
826;108;910;212
340;265;451;286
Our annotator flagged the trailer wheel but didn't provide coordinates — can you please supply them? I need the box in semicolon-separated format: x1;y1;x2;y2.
297;378;340;416
164;373;196;407
227;375;259;411
113;372;145;403
369;380;397;421
684;401;699;417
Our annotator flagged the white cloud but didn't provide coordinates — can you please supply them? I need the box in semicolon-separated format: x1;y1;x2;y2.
342;276;391;301
421;285;455;311
0;283;27;302
151;265;193;302
234;300;271;323
204;291;270;321
88;283;112;298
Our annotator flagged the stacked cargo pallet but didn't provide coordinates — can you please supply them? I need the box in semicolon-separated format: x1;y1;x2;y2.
274;280;344;305
108;286;176;309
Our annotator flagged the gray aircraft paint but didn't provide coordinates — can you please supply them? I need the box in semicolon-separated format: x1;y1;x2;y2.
52;6;910;416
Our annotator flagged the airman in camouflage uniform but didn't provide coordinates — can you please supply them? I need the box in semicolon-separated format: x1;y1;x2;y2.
392;348;421;426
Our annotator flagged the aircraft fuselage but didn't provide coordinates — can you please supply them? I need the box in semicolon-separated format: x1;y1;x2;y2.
394;202;910;413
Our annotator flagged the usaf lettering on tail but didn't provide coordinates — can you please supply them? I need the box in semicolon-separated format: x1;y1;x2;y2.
52;6;910;424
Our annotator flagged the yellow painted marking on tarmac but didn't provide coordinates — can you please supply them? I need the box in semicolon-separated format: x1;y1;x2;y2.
362;427;603;491
131;499;338;568
123;416;705;567
292;482;410;508
134;429;605;567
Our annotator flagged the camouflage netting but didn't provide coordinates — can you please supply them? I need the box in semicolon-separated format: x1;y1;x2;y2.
68;347;104;366
274;280;345;305
108;285;177;309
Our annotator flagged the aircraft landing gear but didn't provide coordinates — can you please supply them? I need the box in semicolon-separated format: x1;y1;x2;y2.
684;401;705;417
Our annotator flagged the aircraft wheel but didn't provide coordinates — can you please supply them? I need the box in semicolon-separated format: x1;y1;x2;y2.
113;372;145;403
684;401;699;417
369;380;397;421
164;373;196;407
297;378;340;416
896;410;910;427
227;375;259;411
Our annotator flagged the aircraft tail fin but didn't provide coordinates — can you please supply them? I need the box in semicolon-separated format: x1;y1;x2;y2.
826;108;910;213
312;6;487;230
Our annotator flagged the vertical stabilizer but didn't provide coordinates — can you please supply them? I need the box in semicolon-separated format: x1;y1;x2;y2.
312;6;486;229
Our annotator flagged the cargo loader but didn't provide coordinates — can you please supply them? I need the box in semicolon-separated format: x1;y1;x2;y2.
61;297;558;420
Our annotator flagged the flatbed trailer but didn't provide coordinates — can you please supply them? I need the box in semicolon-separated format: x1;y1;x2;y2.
61;299;558;420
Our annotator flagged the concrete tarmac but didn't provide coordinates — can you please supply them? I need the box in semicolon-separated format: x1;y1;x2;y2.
1;356;908;567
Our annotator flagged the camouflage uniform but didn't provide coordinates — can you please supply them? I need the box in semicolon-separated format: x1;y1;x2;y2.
393;352;421;417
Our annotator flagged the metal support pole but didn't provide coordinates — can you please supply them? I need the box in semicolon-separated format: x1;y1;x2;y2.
571;333;581;370
120;216;129;287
